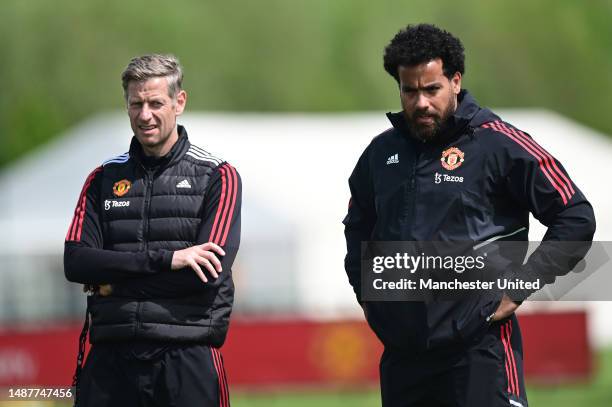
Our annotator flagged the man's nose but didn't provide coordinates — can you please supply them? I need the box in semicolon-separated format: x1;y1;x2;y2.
415;93;430;110
139;104;153;120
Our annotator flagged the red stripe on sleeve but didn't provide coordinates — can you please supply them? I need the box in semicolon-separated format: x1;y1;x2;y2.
514;126;575;195
219;165;238;246
209;165;228;244
499;122;574;199
66;179;90;241
213;165;235;244
66;167;102;242
486;122;569;205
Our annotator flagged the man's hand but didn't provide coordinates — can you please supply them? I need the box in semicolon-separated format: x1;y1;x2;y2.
98;284;113;296
83;284;112;296
360;303;368;319
491;294;520;322
171;242;226;283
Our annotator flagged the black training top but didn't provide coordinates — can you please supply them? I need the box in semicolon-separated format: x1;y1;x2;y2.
343;90;595;353
65;125;241;347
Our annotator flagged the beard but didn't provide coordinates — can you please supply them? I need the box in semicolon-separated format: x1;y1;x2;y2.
405;94;457;141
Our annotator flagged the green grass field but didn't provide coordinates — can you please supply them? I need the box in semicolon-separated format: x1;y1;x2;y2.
5;348;611;407
234;349;612;406
525;347;612;406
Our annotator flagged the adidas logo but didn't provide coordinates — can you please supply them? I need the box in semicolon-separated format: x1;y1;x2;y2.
176;179;192;189
386;153;399;165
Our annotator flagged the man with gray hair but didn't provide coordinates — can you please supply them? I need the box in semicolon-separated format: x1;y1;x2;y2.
65;54;241;407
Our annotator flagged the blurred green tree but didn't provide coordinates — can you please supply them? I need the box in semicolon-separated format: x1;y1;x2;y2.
1;0;611;168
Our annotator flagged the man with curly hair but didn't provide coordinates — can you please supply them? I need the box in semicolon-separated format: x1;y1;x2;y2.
343;24;595;406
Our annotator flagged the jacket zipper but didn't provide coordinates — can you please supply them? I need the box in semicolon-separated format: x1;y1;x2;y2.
136;166;155;334
406;147;419;233
142;168;155;251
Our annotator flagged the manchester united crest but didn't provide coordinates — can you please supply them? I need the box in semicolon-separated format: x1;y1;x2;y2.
113;179;132;197
440;147;465;171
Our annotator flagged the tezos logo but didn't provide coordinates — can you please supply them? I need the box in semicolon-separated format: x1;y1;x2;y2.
104;199;130;210
435;172;463;184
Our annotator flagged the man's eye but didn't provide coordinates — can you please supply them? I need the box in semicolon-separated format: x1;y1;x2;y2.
130;102;142;108
150;101;163;108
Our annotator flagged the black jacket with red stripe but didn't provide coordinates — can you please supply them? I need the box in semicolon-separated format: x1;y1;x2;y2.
64;126;241;347
343;90;595;353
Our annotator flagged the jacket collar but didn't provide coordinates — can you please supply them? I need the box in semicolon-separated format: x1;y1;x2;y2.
386;89;495;144
129;125;191;169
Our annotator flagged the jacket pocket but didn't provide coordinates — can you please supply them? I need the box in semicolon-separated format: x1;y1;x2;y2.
459;188;493;240
363;301;427;351
452;291;502;344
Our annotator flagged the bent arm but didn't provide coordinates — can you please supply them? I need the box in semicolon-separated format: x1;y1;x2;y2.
111;163;242;298
63;167;172;284
343;148;376;302
503;129;596;299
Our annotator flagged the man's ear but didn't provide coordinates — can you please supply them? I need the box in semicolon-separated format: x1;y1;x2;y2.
175;90;187;116
451;72;462;95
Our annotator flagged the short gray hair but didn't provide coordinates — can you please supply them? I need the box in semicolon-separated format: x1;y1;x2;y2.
121;54;183;100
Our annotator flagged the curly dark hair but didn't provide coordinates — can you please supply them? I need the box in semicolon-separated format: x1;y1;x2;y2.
383;24;465;82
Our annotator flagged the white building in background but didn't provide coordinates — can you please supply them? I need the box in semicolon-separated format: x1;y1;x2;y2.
0;111;611;345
